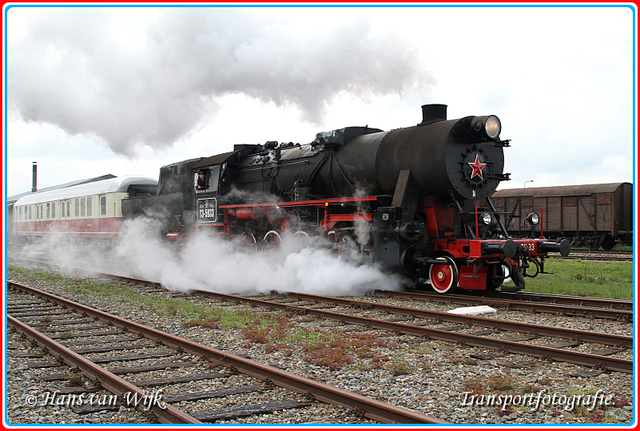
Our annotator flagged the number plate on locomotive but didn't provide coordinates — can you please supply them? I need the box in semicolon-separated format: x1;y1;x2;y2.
197;198;217;222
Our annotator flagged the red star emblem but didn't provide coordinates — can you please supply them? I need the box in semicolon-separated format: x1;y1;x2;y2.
468;154;487;180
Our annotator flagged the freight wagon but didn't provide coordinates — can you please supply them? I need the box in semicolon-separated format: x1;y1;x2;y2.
491;183;632;250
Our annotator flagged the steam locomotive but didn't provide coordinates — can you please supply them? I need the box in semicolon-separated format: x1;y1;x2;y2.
122;104;570;292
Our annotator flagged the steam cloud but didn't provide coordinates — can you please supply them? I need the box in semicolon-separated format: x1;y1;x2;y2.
15;216;401;295
8;8;429;156
114;217;401;295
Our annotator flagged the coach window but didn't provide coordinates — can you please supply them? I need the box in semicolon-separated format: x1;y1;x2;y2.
52;202;56;218
28;206;32;220
81;198;86;217
75;199;80;217
66;201;70;217
87;197;92;216
101;197;107;216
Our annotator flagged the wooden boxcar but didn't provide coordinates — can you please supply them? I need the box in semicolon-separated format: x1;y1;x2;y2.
491;182;632;250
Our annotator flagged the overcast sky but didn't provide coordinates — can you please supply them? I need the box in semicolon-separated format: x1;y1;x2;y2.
4;4;636;198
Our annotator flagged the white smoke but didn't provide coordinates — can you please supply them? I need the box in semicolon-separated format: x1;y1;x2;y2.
114;217;402;296
7;7;429;157
11;235;124;279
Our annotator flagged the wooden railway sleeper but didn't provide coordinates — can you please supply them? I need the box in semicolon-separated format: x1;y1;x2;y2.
300;391;315;402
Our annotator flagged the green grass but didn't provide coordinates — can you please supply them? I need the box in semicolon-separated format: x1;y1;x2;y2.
9;265;253;326
9;266;66;283
522;259;633;299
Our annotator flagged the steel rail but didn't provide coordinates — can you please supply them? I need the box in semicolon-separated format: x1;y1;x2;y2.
12;256;632;312
194;290;633;374
89;271;635;320
73;272;633;347
8;282;446;425
7;315;201;424
280;292;632;349
551;251;633;262
375;290;633;321
466;290;633;310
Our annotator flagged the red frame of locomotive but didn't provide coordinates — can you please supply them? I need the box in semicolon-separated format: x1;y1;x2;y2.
180;195;551;291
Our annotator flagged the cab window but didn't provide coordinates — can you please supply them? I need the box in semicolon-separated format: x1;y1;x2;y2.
195;166;221;193
195;170;209;192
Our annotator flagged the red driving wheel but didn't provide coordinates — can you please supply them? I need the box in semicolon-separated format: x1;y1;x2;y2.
429;256;458;294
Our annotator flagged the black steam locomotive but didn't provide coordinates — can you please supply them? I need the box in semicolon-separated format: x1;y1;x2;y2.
123;104;570;292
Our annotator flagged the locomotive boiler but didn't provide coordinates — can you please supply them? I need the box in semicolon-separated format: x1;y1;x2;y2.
123;104;570;292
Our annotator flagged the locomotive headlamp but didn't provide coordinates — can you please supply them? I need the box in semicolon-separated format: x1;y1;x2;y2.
527;212;540;226
485;116;501;139
481;212;492;225
470;115;501;140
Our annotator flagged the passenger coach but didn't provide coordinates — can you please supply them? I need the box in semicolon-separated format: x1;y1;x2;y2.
13;176;157;242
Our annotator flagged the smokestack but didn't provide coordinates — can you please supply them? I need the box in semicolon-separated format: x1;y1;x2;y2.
32;162;37;193
419;104;447;125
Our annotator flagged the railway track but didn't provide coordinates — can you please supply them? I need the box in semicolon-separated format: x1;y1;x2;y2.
7;281;446;424
190;290;632;374
7;257;633;370
550;250;633;262
9;252;632;317
466;290;633;310
378;290;632;321
70;272;632;374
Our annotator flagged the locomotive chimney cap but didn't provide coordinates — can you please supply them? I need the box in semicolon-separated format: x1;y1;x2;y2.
419;104;447;125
